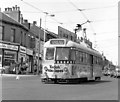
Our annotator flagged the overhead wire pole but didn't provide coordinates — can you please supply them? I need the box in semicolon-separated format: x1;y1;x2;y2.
37;18;42;75
21;0;63;43
21;0;64;75
43;12;55;43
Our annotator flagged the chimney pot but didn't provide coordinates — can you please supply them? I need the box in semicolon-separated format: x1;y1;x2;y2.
18;7;20;11
7;7;10;11
33;21;37;25
9;8;12;11
15;5;17;10
24;19;28;23
13;6;15;10
5;8;7;11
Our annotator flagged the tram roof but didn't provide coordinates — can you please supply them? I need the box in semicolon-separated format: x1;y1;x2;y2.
44;38;102;57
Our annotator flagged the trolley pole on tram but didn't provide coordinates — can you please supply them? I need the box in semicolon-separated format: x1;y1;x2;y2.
37;18;42;75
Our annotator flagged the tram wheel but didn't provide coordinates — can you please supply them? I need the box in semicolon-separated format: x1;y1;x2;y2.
54;79;58;84
95;77;101;81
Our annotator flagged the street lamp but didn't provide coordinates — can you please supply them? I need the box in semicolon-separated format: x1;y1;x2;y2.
43;12;55;43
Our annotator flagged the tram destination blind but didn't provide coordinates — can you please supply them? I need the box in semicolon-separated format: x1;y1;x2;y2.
50;40;65;45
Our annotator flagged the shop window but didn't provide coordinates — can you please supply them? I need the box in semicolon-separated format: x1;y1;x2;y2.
3;50;17;66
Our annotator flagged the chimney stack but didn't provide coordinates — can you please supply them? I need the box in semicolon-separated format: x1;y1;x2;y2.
20;14;23;24
23;19;30;29
4;5;21;22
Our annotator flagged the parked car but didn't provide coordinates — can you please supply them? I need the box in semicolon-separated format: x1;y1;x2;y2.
113;70;120;78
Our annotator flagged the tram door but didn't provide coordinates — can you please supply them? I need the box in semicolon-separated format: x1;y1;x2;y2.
89;55;94;79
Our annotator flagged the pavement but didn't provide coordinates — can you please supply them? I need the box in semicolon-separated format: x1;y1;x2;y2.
0;73;39;77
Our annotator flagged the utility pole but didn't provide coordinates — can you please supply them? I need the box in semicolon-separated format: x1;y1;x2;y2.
37;18;42;75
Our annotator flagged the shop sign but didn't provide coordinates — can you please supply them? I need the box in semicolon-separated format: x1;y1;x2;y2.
26;49;33;55
19;53;26;62
0;43;18;51
20;46;26;53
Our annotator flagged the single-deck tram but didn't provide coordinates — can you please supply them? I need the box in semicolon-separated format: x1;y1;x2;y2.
41;39;103;83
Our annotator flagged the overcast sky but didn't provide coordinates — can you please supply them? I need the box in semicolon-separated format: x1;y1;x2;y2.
1;0;119;65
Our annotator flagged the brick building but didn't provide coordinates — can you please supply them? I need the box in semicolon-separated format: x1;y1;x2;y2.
58;26;77;42
0;5;36;73
0;5;58;74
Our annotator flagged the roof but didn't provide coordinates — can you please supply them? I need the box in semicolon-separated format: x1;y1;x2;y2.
44;38;102;57
0;12;28;31
46;30;58;38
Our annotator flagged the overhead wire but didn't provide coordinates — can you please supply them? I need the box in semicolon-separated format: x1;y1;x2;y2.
68;0;88;20
68;0;114;49
84;5;117;11
21;0;63;25
22;5;116;14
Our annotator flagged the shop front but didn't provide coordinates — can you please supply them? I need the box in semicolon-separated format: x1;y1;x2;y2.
0;49;2;72
0;42;19;73
26;48;33;73
18;46;27;64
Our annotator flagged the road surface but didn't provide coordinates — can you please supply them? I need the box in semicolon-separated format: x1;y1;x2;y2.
1;75;119;100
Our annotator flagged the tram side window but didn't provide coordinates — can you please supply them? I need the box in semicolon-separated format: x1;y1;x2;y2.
98;57;100;65
75;51;80;63
79;51;83;63
93;56;102;65
97;57;99;64
85;53;88;64
98;58;102;65
70;50;76;61
86;54;90;64
82;52;86;64
0;56;1;65
93;56;97;64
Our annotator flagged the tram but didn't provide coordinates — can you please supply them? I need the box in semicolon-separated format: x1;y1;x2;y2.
41;39;103;83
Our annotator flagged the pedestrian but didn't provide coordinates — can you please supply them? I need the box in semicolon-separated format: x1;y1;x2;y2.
16;62;20;80
40;64;42;74
10;62;14;74
25;60;29;74
15;61;19;74
34;63;37;75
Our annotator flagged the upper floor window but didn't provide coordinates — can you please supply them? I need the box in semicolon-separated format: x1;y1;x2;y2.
0;26;4;40
20;31;22;45
10;28;16;42
24;33;27;47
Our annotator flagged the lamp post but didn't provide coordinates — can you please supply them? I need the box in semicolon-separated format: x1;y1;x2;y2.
43;12;55;43
37;18;42;75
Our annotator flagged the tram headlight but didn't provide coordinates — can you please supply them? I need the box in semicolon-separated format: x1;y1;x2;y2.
64;67;68;72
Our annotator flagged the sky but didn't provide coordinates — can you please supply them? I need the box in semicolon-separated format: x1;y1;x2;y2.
0;0;119;65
